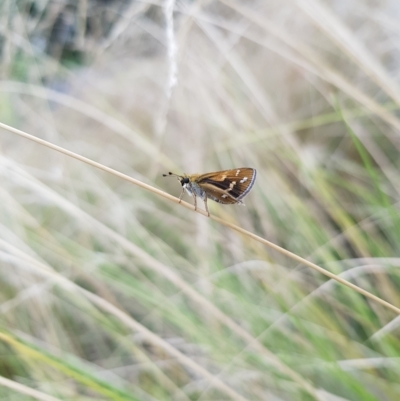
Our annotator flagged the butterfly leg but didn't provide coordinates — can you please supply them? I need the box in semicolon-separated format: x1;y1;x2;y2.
192;192;197;211
178;188;185;203
186;182;197;212
203;192;210;217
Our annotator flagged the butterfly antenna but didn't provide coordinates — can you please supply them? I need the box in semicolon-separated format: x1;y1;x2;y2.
162;172;181;178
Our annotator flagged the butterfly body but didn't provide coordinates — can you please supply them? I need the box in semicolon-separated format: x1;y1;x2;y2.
163;168;256;216
181;176;207;201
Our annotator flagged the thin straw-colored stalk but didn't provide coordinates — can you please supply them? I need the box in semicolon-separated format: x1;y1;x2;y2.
1;121;399;319
0;373;64;401
0;123;400;315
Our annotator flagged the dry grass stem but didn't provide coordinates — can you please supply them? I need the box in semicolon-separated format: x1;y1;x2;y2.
1;120;399;322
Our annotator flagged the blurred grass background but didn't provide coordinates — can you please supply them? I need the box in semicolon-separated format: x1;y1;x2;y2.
1;0;400;400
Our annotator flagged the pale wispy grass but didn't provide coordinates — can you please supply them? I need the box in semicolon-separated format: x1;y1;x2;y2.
1;1;400;400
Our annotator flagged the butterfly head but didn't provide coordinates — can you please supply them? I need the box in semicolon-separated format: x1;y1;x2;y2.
162;172;190;187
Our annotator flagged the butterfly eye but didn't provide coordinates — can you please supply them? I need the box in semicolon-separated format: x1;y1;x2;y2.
181;178;190;185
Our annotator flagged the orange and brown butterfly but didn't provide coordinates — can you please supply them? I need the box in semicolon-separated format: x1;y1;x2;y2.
162;168;256;216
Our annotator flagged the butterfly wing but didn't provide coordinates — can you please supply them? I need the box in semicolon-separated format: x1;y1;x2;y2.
197;168;256;204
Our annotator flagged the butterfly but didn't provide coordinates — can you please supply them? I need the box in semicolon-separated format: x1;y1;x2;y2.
163;168;256;216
